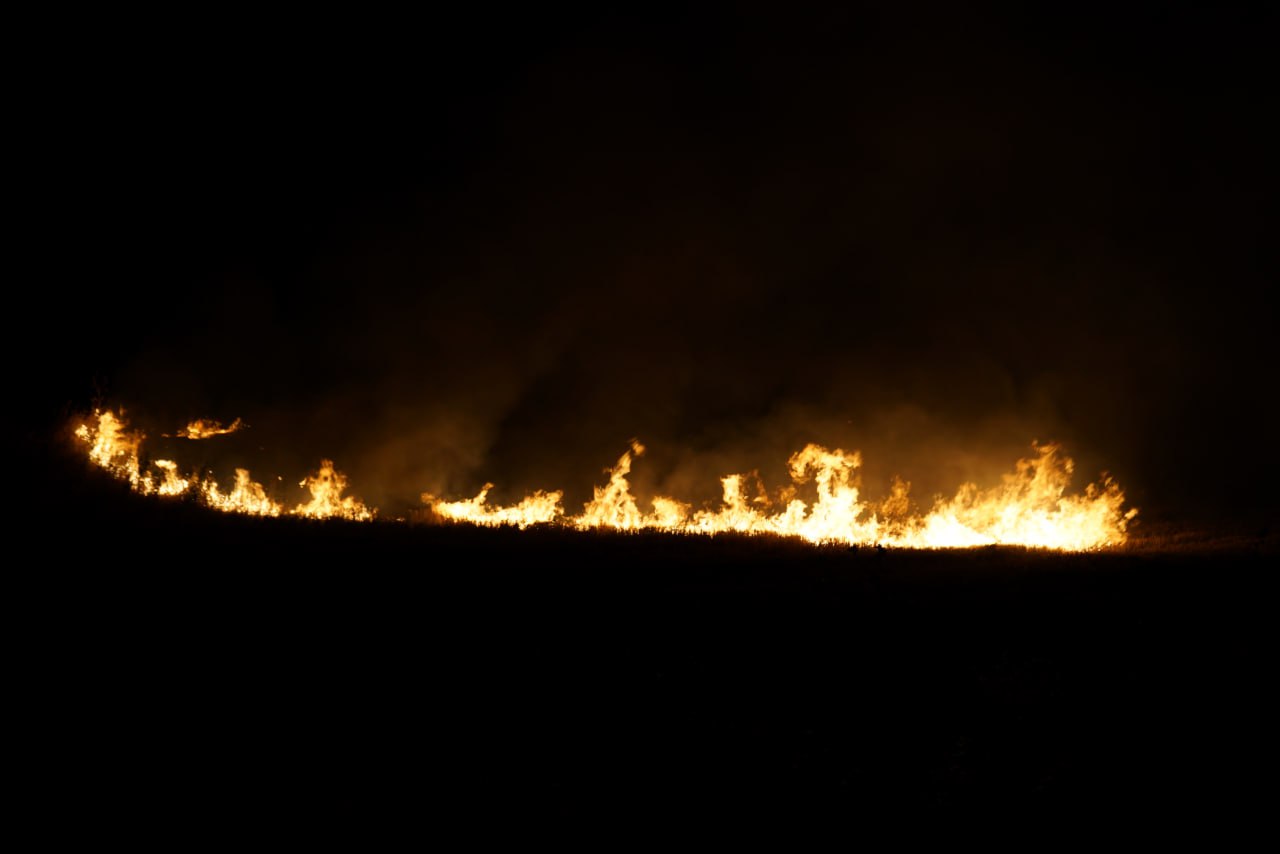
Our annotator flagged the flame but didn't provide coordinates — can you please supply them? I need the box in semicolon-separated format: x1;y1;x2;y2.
75;409;370;521
150;459;192;496
76;409;144;489
168;418;244;439
294;460;375;521
895;443;1134;551
682;444;885;543
73;407;1135;549
575;441;654;530
203;468;282;517
430;440;1134;550
423;484;563;529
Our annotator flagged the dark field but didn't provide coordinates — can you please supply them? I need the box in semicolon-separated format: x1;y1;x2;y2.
23;451;1277;833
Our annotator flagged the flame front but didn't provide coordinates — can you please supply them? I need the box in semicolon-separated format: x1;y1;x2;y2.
75;409;371;520
150;460;191;496
428;440;1135;549
73;407;1135;549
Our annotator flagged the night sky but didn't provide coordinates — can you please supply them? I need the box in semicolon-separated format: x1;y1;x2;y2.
34;5;1277;528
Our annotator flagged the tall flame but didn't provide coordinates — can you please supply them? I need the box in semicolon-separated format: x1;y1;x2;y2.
576;441;652;530
75;409;143;489
294;460;375;521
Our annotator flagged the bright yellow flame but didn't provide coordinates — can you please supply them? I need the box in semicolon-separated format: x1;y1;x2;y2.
77;409;144;489
575;441;654;530
168;418;244;440
683;444;885;543
423;484;563;529
894;443;1136;551
74;407;1135;549
150;459;191;496
294;460;375;521
203;468;282;517
429;440;1134;550
76;409;371;521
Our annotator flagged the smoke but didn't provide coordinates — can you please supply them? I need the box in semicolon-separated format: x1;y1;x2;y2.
50;7;1277;527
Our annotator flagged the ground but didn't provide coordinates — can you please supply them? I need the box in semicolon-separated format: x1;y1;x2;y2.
18;449;1277;833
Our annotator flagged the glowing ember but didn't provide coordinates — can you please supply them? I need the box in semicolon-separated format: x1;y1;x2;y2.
73;407;1136;549
168;418;244;440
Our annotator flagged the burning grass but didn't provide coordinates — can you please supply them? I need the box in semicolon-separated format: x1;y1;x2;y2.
73;405;1138;550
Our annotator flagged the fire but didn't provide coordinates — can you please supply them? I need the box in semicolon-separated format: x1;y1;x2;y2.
150;459;191;496
75;409;371;521
72;406;1136;549
294;460;375;521
75;409;143;489
681;444;884;544
430;441;1134;549
575;441;654;530
895;444;1131;551
168;418;244;439
203;468;282;517
423;484;563;529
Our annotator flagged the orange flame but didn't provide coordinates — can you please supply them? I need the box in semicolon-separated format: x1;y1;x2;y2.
575;441;652;530
422;484;563;529
429;440;1134;549
149;459;191;496
294;460;375;521
73;407;1135;549
167;418;244;440
203;468;283;517
75;409;144;489
75;409;371;521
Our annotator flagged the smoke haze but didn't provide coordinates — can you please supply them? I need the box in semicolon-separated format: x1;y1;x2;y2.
30;5;1277;527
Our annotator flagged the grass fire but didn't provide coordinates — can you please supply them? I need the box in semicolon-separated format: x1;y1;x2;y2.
74;406;1135;550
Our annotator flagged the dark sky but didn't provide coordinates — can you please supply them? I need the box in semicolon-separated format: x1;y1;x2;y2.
32;5;1277;526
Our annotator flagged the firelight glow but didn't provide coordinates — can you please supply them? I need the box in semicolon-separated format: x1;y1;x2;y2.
74;407;1136;549
166;417;245;440
75;409;371;521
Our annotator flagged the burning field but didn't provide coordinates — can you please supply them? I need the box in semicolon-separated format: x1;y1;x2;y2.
73;406;1135;551
27;4;1279;834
